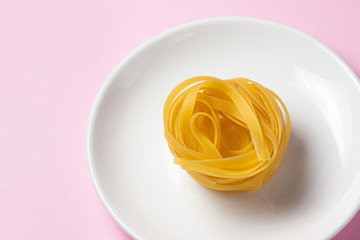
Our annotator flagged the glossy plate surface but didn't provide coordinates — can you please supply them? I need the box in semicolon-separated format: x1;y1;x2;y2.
87;17;360;240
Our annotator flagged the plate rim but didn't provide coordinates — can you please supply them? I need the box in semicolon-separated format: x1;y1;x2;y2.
86;16;360;240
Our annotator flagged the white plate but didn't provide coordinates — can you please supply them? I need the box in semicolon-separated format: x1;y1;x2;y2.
87;17;360;240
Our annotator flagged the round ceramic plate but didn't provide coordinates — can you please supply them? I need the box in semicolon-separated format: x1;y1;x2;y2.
87;17;360;240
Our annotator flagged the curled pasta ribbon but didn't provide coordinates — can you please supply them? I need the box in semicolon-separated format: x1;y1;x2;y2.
163;76;291;191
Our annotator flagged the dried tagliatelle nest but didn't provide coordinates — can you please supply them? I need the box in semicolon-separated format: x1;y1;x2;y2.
163;76;291;191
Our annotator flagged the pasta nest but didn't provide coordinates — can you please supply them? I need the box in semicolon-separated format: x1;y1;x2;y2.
163;76;291;191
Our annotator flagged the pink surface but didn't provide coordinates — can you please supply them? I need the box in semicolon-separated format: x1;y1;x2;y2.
0;0;359;239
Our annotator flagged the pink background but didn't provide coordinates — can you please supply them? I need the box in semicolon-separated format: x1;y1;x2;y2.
1;0;360;239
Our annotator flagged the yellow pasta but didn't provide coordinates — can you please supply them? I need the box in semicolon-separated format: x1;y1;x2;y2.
163;76;291;191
